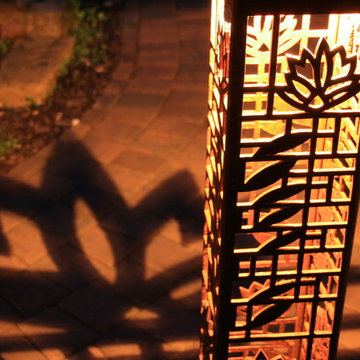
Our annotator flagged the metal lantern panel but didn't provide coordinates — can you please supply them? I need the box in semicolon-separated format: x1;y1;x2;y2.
200;1;360;359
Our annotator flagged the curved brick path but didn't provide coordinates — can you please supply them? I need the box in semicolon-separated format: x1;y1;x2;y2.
0;1;209;359
0;0;359;359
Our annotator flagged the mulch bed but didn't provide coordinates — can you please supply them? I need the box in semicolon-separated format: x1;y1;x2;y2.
0;0;123;174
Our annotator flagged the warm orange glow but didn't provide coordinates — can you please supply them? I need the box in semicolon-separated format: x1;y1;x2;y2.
202;5;360;360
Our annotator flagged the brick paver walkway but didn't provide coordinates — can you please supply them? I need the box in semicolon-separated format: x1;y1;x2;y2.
0;0;359;359
0;0;209;359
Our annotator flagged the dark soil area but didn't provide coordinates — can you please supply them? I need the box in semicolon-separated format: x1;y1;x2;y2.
0;0;123;174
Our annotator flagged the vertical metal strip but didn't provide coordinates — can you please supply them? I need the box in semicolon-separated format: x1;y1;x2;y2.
214;1;247;358
267;15;280;116
330;129;360;359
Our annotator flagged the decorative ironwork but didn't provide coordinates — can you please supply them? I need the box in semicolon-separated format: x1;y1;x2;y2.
200;0;230;358
278;38;360;111
200;4;360;360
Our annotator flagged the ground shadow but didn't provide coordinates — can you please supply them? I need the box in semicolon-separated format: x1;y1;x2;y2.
0;138;204;359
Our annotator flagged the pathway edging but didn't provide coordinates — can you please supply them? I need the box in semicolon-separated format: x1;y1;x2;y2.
8;0;141;181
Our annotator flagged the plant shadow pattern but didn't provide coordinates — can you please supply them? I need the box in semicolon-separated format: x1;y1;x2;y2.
0;139;204;359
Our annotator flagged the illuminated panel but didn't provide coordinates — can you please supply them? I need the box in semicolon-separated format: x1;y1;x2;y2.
200;0;230;358
200;7;360;360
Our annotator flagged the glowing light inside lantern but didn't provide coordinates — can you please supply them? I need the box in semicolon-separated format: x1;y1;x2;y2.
202;4;360;360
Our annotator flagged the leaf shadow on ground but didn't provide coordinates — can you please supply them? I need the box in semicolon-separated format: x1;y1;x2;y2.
0;137;204;359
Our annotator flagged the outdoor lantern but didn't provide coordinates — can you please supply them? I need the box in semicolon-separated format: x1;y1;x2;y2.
200;0;360;359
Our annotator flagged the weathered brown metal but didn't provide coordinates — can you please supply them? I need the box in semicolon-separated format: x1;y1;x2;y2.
200;2;360;359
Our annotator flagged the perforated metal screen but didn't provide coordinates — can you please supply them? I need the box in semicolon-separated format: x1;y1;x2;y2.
200;2;360;359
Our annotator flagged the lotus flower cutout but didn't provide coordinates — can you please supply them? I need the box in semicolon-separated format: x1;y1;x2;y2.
278;38;360;112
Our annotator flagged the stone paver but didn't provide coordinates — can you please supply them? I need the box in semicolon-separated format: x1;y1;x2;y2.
28;245;102;290
0;1;67;39
130;233;200;276
124;297;200;357
0;5;209;355
18;306;98;360
0;271;68;317
0;324;48;360
75;223;127;267
0;1;75;107
2;0;359;359
95;323;164;360
136;64;178;79
0;36;75;107
4;219;67;265
169;272;202;309
92;163;150;197
60;281;131;331
91;119;144;144
0;297;22;333
111;259;175;306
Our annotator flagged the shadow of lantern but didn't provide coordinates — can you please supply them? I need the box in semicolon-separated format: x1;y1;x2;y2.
0;138;204;359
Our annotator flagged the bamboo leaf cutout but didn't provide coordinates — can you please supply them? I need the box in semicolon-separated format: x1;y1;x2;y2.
239;160;296;191
250;301;292;328
249;280;295;304
259;205;302;227
246;15;273;56
247;15;299;58
253;132;312;158
253;183;306;207
258;230;303;254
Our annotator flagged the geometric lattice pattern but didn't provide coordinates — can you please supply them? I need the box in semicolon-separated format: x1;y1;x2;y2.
200;3;360;359
200;0;230;358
